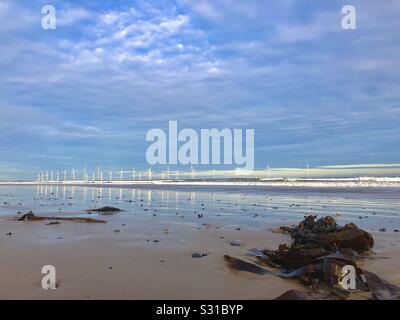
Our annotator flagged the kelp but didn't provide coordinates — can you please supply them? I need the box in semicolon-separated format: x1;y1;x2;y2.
86;206;122;215
224;215;400;300
17;212;106;223
86;206;122;212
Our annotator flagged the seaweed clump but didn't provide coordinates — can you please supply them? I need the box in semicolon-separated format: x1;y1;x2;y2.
265;215;374;269
17;211;106;223
86;206;123;215
225;215;399;300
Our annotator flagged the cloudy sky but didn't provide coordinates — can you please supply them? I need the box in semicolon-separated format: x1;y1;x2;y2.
0;0;399;179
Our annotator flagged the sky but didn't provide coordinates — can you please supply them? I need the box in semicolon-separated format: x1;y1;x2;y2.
0;0;399;179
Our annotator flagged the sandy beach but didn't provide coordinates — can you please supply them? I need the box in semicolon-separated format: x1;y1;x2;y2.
1;217;399;300
0;184;399;299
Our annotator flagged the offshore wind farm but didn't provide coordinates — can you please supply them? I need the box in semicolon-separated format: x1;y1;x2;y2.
2;165;400;190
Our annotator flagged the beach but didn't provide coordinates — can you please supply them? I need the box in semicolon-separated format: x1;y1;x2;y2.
0;183;399;299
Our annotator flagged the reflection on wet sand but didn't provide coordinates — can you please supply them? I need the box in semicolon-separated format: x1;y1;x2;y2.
23;184;400;231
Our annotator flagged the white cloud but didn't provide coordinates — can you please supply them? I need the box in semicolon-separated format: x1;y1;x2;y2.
57;7;93;26
1;0;400;174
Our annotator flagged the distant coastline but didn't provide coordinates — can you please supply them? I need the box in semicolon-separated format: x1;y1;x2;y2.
1;177;400;188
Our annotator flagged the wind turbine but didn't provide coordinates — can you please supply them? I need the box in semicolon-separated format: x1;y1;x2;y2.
306;162;310;178
51;170;54;182
148;168;152;180
191;166;195;179
109;171;112;181
267;164;270;179
64;169;67;182
120;169;123;181
56;171;60;182
132;168;136;181
72;168;76;181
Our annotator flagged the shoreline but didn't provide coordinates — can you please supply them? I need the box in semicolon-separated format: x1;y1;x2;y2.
1;178;400;189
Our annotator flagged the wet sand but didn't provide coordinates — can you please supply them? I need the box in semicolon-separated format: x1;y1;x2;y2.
1;184;400;299
0;218;297;299
1;215;399;299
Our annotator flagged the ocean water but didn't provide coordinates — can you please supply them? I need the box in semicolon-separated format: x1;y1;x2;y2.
0;184;399;231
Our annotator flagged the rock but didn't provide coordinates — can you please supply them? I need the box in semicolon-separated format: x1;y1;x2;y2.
86;206;122;213
18;211;37;221
379;228;387;232
230;240;241;247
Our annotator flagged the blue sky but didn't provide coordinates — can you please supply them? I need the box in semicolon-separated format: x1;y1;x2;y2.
0;0;399;179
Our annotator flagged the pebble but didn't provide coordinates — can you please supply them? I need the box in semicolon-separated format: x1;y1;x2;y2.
191;253;207;258
46;221;60;226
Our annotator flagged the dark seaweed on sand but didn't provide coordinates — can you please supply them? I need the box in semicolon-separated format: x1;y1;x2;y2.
225;215;400;300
